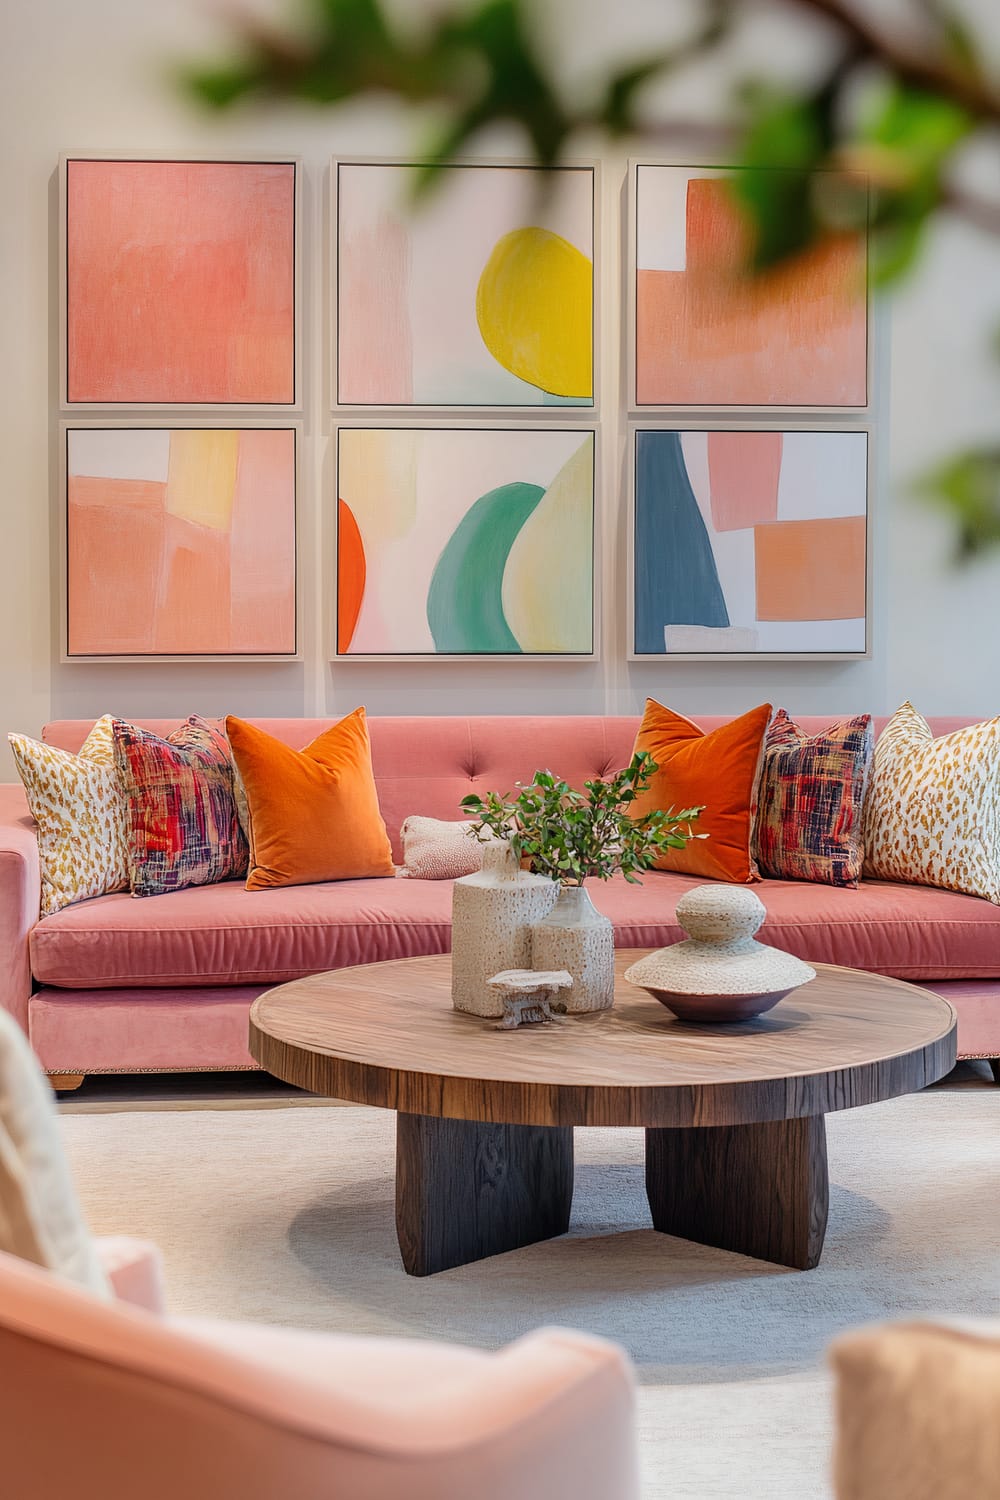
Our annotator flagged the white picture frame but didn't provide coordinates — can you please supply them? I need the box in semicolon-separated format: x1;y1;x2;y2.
61;418;302;663
332;420;600;662
626;159;870;414
331;157;600;414
60;152;303;412
627;421;872;662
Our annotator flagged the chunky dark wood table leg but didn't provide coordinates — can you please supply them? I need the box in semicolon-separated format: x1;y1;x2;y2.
395;1113;574;1276
645;1114;829;1270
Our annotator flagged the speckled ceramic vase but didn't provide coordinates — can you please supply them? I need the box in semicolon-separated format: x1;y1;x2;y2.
451;841;558;1018
530;884;615;1014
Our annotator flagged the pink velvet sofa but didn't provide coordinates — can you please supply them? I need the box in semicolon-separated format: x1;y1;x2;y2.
2;714;999;1085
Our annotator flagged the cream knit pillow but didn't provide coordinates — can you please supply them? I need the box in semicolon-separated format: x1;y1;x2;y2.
9;715;129;915
397;817;497;880
863;702;1000;902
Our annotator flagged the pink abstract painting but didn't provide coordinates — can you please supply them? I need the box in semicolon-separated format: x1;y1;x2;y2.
67;428;297;657
66;159;296;405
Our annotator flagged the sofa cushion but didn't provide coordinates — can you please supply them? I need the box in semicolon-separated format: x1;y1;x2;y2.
29;869;1000;990
754;710;874;887
113;716;248;897
630;700;772;884
864;701;1000;903
31;878;455;989
9;716;129;915
228;710;395;890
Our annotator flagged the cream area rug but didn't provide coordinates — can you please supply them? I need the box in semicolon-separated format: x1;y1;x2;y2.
62;1092;1000;1500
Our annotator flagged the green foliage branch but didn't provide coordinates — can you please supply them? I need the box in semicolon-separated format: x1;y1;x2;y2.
183;0;1000;552
459;751;703;887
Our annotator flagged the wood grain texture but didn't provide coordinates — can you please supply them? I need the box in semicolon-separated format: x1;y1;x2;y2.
645;1115;829;1270
395;1113;573;1276
48;1074;85;1092
250;953;957;1129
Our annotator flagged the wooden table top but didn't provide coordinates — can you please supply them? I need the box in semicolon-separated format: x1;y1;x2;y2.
249;951;957;1129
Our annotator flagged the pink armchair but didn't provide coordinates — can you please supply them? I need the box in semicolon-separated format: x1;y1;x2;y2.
0;1253;637;1500
0;1006;639;1500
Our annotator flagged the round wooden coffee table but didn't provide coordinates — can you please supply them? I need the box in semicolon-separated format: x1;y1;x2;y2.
249;951;956;1277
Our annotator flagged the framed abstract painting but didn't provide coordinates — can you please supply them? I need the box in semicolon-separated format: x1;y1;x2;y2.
336;425;597;659
63;424;298;660
629;163;868;409
62;155;299;408
334;160;596;409
629;426;869;660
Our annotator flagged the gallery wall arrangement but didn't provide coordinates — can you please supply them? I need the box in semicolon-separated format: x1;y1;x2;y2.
56;152;871;666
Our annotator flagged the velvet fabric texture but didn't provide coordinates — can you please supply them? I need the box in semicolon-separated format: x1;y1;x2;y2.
28;868;1000;991
113;716;249;898
630;700;772;883
227;709;395;890
755;710;874;887
0;1250;640;1500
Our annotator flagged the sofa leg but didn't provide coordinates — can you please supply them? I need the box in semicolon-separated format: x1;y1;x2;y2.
48;1073;86;1093
990;1058;1000;1086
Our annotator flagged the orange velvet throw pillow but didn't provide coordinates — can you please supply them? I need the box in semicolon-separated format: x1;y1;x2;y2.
630;700;772;884
226;710;394;890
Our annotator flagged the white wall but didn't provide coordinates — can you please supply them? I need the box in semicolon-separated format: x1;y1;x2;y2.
2;0;998;776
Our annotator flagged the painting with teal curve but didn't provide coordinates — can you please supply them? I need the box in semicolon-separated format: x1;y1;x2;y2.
427;482;545;652
633;430;729;655
338;432;594;657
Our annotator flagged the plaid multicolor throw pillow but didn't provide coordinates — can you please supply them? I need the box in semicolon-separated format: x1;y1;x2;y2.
754;710;874;887
113;716;249;897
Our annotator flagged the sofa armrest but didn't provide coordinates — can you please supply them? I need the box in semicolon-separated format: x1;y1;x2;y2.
173;1320;639;1498
830;1320;1000;1499
0;785;39;1032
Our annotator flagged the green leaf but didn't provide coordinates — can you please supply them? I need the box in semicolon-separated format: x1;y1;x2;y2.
917;447;1000;557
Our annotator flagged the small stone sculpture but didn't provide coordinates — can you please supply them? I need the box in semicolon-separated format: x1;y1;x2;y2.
486;969;574;1030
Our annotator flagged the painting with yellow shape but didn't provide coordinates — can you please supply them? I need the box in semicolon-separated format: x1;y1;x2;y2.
476;227;593;400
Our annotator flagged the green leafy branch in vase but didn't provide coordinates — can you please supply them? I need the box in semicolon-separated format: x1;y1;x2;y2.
460;751;704;887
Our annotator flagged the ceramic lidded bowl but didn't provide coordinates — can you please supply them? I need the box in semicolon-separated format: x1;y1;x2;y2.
624;885;816;1023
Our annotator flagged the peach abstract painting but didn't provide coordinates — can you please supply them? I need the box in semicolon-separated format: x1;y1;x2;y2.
632;428;868;657
67;428;296;657
634;167;867;407
66;159;296;404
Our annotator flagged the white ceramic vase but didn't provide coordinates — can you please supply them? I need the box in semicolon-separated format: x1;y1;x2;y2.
451;841;558;1018
530;884;615;1014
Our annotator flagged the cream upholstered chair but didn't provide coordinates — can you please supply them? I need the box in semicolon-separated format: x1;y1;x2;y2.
0;1010;639;1500
0;1002;164;1308
830;1321;1000;1498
